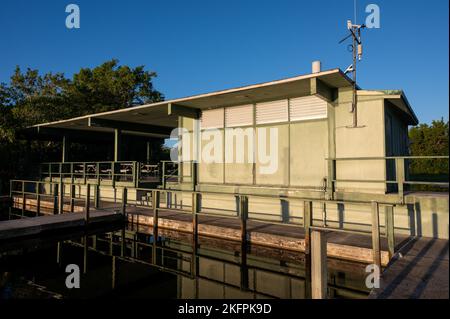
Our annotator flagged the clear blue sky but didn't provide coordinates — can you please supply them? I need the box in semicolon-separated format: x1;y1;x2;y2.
0;0;448;124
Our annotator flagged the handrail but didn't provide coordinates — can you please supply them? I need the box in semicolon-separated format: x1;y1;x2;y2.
326;155;449;203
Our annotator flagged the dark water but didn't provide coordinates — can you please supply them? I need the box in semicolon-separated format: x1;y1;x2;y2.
0;208;370;299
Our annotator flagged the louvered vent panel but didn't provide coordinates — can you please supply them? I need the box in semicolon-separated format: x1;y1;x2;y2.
289;96;327;121
200;108;224;129
225;104;253;127
256;99;288;124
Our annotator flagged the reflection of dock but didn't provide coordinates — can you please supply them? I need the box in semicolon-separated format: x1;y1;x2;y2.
369;237;449;299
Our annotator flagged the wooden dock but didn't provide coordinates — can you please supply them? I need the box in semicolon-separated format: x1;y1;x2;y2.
0;210;124;241
369;237;449;299
11;196;410;266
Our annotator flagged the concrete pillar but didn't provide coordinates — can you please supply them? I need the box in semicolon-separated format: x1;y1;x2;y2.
311;230;327;299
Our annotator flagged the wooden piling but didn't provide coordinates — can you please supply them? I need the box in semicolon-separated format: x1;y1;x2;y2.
311;230;328;299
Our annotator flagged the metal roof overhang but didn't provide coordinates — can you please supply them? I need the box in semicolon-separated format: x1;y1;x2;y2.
22;68;355;141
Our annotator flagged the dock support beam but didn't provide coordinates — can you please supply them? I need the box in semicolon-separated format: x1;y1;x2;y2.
311;230;328;299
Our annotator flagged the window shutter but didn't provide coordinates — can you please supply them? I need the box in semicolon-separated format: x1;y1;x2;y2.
201;108;224;129
225;104;253;127
289;96;327;121
256;99;288;124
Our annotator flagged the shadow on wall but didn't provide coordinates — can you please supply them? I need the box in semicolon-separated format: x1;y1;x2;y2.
407;197;448;239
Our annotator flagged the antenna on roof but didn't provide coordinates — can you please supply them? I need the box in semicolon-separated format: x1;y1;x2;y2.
339;0;366;128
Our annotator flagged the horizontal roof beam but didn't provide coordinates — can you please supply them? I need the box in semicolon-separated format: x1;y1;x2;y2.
168;103;200;119
17;127;164;143
88;118;173;136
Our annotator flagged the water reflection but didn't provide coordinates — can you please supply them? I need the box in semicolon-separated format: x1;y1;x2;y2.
0;214;370;299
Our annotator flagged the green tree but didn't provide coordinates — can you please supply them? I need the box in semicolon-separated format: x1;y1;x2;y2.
0;59;164;194
408;119;449;180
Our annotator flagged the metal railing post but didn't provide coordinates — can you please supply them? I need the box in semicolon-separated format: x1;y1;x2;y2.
21;181;25;216
94;184;100;209
96;163;100;186
111;162;115;188
53;183;58;214
70;184;75;213
58;176;64;214
192;192;199;238
395;158;405;203
152;190;160;238
191;161;198;191
162;161;166;189
239;195;248;244
122;187;128;216
326;159;335;200
36;182;40;216
83;163;87;184
85;184;90;224
371;201;382;270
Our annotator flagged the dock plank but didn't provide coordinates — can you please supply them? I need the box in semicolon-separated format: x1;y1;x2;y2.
369;237;449;299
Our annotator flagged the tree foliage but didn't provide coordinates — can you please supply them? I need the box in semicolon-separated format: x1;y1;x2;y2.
408;119;449;178
0;59;164;193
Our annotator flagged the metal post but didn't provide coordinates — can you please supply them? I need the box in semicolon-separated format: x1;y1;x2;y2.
191;161;198;191
192;192;199;243
239;196;248;244
395;158;405;203
36;182;40;216
122;187;128;216
85;184;90;225
21;181;25;216
53;183;58;214
326;159;336;200
162;161;166;189
385;205;395;259
58;178;64;214
83;163;87;185
152;190;160;264
114;128;121;162
94;184;100;209
133;161;139;188
70;184;75;213
96;162;100;186
311;230;328;299
371;201;382;270
62;135;68;163
304;201;313;254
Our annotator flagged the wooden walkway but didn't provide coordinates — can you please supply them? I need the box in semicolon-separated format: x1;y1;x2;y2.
10;196;411;266
0;210;124;241
369;237;449;299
